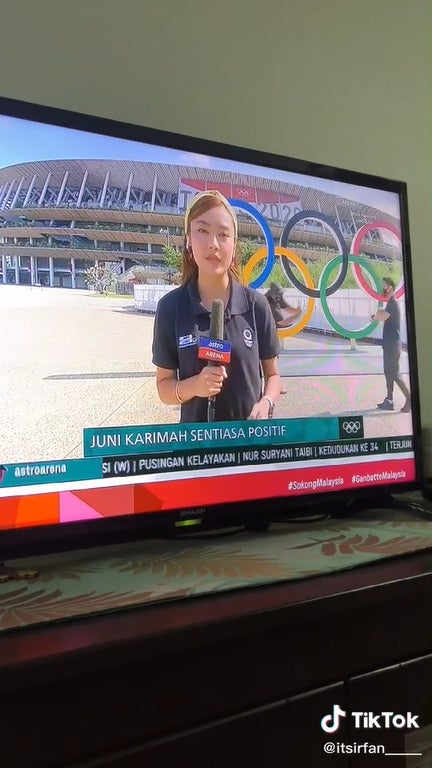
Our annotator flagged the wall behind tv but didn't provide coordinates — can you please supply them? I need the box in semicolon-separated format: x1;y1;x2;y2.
1;0;431;430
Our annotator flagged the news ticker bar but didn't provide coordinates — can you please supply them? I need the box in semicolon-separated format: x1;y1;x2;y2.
0;435;413;489
102;436;412;477
83;415;365;457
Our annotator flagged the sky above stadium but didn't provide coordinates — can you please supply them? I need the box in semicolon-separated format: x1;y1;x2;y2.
0;115;400;218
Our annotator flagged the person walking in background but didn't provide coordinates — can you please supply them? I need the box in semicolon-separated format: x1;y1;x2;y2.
372;276;411;413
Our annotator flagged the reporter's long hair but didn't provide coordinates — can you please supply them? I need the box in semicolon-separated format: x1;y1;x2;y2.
181;191;242;286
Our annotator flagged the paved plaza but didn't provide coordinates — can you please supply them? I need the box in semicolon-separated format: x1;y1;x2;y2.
1;285;413;463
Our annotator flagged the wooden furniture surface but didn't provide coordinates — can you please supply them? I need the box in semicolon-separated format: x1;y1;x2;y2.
1;550;432;767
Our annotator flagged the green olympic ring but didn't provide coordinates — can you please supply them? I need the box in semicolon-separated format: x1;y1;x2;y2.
319;255;383;340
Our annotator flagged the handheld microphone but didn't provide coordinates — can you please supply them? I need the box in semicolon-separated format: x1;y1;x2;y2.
208;298;225;343
207;299;225;423
197;299;226;423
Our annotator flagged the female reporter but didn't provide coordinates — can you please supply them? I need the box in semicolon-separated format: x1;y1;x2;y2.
152;190;281;422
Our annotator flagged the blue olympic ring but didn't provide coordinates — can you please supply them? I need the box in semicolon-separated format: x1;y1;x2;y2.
228;198;275;288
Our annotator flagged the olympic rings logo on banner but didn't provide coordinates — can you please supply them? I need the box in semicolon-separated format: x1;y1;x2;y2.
230;201;404;340
342;420;362;434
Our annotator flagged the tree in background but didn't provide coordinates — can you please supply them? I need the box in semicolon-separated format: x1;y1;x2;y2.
162;244;182;284
238;238;260;269
85;264;117;294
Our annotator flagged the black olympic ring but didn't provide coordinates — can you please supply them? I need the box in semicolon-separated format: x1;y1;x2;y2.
279;210;349;298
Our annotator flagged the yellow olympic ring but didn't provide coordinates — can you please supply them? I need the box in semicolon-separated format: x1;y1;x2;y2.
243;246;315;337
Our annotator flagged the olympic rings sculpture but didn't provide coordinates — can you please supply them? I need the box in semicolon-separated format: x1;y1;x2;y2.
230;199;404;340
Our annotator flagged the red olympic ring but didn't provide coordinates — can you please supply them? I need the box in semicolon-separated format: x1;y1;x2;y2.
351;221;405;300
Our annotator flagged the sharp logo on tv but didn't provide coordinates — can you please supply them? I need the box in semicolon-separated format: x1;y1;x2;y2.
0;96;421;545
179;508;206;518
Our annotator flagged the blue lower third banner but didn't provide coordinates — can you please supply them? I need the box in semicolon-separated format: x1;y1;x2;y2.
83;416;343;458
0;458;103;488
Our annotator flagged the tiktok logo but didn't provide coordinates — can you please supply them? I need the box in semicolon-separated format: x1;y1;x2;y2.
321;705;419;733
321;704;347;733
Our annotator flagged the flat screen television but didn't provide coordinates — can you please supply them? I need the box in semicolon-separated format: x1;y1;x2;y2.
0;96;424;561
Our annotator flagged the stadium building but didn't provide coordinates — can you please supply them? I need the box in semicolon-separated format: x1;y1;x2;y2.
0;159;400;289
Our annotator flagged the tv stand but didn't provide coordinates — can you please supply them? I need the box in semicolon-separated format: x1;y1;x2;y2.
244;519;271;533
332;490;432;521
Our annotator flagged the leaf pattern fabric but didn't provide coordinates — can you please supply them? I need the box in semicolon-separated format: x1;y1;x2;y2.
1;516;432;634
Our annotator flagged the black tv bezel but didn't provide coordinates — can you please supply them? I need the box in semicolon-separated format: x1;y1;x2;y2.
0;94;424;561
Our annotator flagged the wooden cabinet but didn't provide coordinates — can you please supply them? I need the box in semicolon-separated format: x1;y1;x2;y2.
89;684;349;768
1;552;431;768
347;655;432;767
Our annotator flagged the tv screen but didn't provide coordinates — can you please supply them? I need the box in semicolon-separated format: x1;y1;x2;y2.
0;96;423;557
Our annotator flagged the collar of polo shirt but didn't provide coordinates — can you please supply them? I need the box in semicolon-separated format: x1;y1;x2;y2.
186;278;250;318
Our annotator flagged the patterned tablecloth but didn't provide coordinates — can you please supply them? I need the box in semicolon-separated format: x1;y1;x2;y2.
1;511;432;634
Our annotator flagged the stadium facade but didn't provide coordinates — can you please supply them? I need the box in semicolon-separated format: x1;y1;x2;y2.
0;159;399;288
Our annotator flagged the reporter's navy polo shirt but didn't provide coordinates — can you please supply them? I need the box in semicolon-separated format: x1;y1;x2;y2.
152;279;280;423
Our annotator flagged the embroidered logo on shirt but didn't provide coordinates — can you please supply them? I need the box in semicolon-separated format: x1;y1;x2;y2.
243;328;253;348
178;334;197;348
